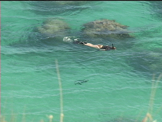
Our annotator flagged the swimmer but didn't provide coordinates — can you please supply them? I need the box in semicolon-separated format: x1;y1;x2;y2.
74;39;116;51
63;37;116;51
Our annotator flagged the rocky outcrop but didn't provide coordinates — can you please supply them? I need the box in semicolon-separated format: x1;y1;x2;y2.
36;18;71;38
81;19;133;39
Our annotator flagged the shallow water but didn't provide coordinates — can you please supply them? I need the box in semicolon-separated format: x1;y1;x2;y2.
1;1;162;122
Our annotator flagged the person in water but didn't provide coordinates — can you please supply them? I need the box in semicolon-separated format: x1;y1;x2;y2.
63;37;116;51
79;42;116;51
74;39;116;51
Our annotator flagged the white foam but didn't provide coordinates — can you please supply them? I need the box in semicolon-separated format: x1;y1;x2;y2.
63;37;73;42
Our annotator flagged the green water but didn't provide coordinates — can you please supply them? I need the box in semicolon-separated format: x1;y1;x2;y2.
1;1;162;122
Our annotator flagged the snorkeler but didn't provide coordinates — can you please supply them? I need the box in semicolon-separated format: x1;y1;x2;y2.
63;37;116;51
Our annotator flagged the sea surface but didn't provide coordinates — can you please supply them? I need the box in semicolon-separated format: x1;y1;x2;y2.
1;1;162;122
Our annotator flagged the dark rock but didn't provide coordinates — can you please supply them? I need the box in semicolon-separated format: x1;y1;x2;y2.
81;19;133;39
36;18;71;40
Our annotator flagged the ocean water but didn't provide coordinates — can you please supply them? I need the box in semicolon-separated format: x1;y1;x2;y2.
1;1;162;122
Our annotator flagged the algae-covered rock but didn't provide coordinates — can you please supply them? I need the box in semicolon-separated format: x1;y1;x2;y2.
37;18;71;38
81;19;133;39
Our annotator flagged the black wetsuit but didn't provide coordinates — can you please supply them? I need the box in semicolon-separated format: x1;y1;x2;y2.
100;45;111;50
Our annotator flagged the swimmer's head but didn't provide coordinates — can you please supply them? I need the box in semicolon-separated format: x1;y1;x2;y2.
111;44;116;50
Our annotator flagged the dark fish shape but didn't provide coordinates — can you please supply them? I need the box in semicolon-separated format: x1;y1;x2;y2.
74;79;88;85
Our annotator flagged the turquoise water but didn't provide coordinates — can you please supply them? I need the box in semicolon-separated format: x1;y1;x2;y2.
1;1;162;122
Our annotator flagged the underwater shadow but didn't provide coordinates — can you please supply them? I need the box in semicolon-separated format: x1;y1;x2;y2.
27;1;92;16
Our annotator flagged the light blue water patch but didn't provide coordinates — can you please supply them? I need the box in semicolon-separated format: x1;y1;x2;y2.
1;1;162;122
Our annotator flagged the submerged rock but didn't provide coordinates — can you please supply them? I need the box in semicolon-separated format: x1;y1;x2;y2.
144;51;162;73
81;19;133;39
36;18;71;39
127;49;162;74
149;1;162;19
30;1;90;15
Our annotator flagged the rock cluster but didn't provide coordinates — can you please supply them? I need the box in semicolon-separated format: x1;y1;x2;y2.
81;19;133;39
37;18;70;38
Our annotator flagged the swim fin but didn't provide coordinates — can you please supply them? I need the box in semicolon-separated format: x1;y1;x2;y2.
74;41;87;45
